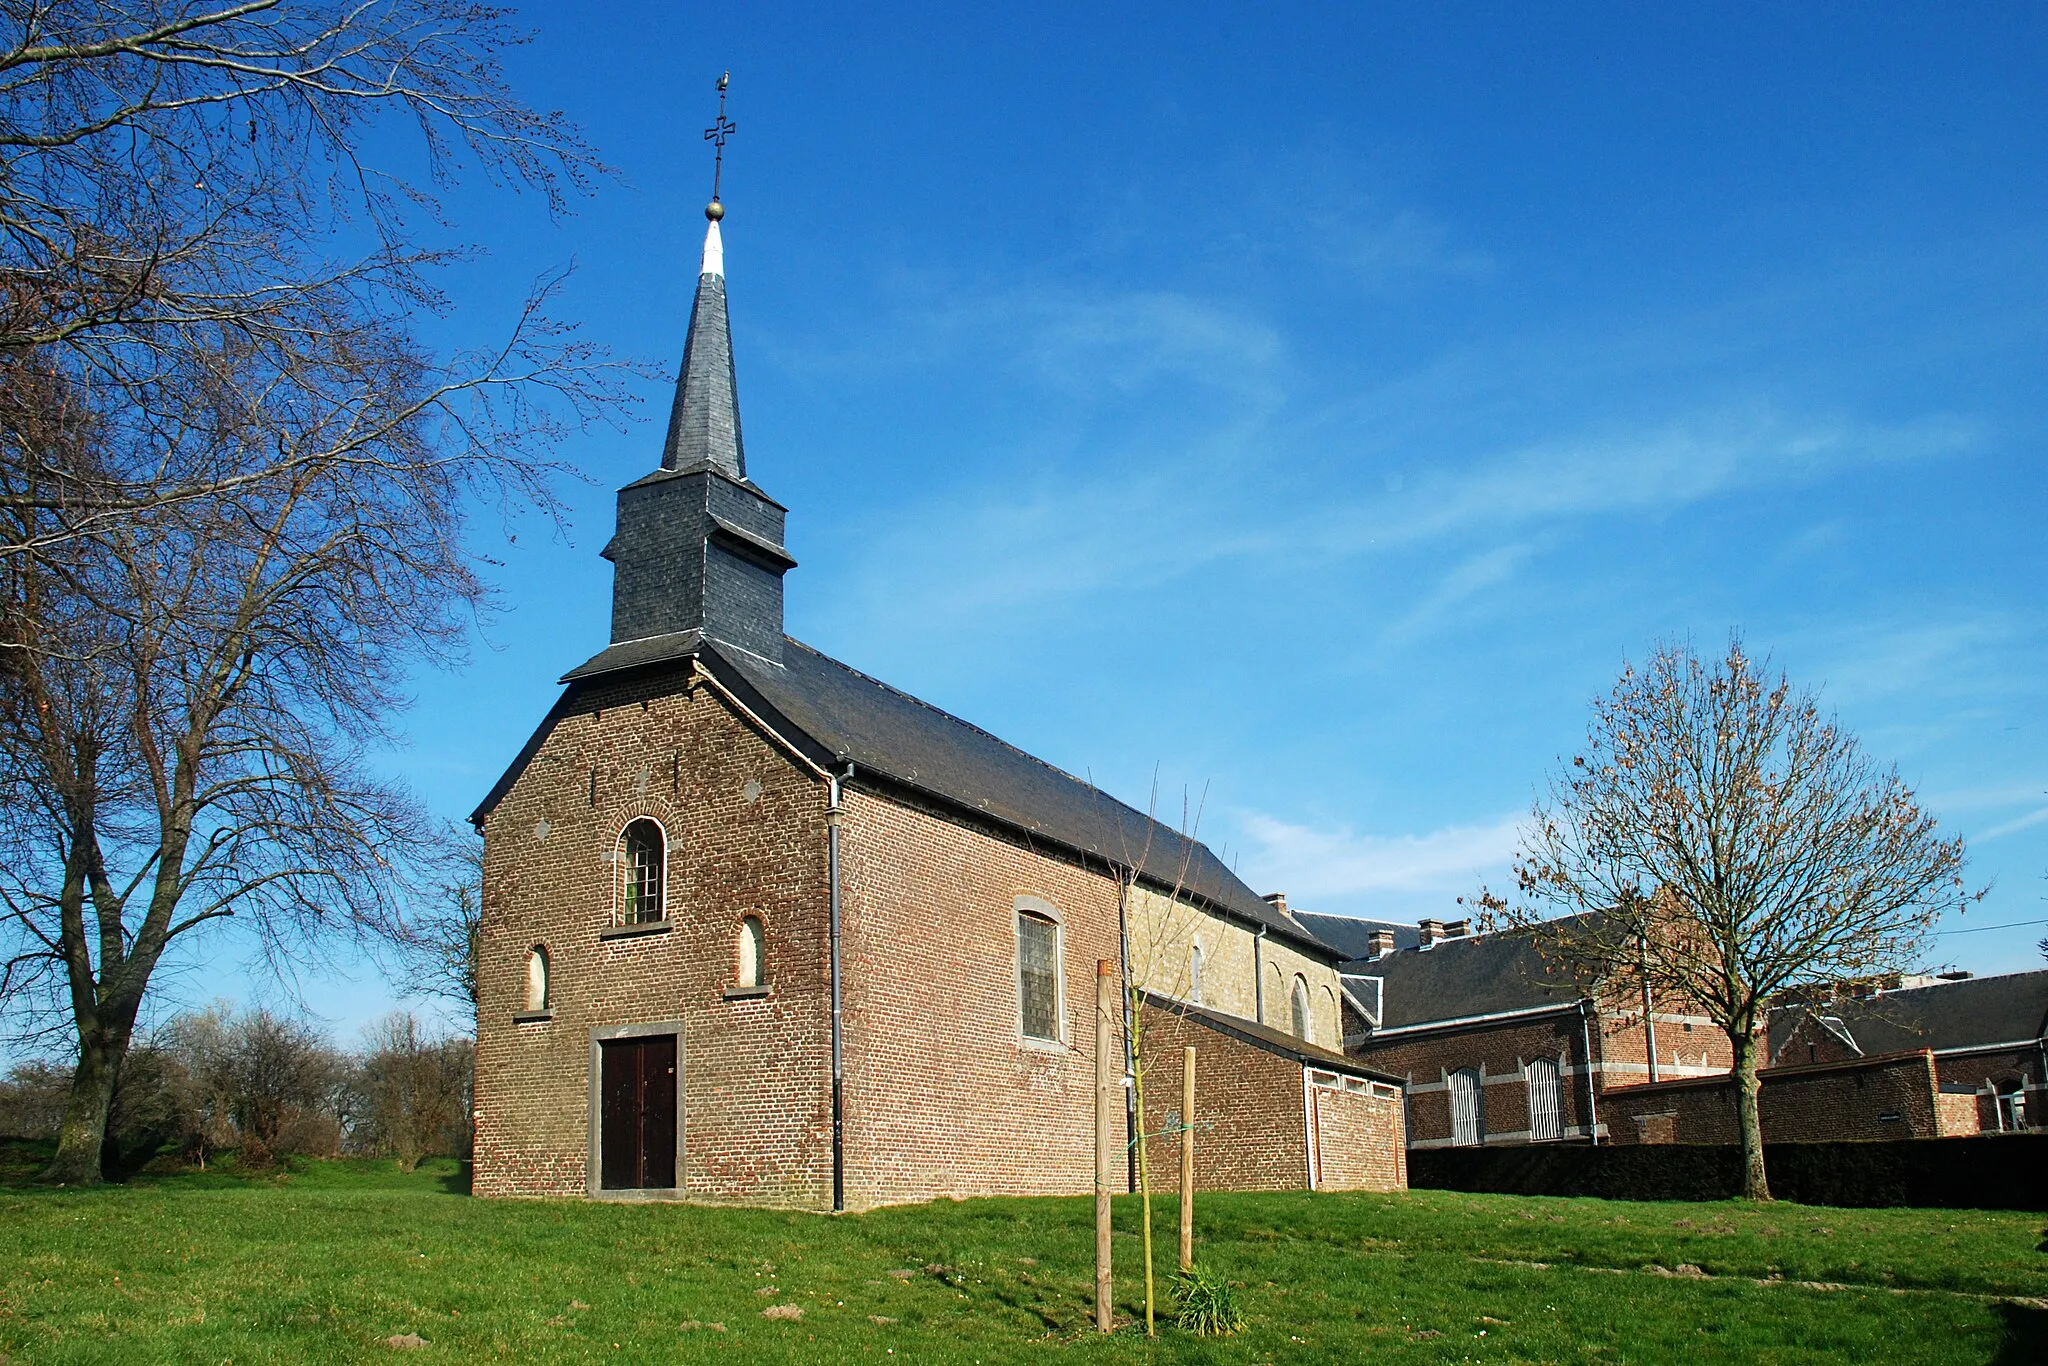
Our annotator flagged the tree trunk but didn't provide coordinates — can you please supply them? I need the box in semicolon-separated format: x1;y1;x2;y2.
42;1023;126;1185
1731;1029;1771;1201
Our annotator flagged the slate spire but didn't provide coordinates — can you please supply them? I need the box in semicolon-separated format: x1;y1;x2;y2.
591;198;795;668
660;217;746;478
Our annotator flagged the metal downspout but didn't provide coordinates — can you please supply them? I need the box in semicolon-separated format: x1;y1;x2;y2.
1580;999;1601;1145
828;765;851;1211
1255;925;1267;1025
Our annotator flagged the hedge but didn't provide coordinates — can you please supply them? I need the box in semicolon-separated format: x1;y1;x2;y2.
1407;1134;2048;1209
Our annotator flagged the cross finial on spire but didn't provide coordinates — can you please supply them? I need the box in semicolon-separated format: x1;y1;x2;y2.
704;71;736;219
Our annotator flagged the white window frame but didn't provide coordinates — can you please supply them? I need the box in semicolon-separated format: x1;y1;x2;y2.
736;914;766;988
1013;895;1065;1048
523;945;551;1014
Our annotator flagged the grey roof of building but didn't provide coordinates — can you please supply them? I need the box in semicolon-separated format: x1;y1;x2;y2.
1291;912;1424;967
1345;924;1593;1032
661;268;747;479
1140;992;1402;1081
478;634;1339;960
1767;970;2048;1060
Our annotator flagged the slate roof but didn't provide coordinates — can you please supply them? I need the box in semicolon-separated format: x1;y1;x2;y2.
1767;970;2048;1060
1342;922;1593;1032
477;634;1338;960
1140;992;1402;1081
1291;912;1423;968
661;241;747;479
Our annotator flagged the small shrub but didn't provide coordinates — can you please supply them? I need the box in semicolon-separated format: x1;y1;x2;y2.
1170;1263;1246;1337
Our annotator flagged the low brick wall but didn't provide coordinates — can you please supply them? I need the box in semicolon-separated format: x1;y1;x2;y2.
1409;1133;2048;1210
1600;1050;1948;1145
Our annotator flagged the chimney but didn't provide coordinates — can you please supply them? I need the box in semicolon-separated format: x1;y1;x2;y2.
1263;892;1291;919
1367;928;1398;960
1444;919;1471;939
1418;918;1446;948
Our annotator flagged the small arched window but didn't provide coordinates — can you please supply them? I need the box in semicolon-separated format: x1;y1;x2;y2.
737;915;766;988
524;945;550;1012
1290;975;1311;1043
1189;943;1204;1005
621;819;665;924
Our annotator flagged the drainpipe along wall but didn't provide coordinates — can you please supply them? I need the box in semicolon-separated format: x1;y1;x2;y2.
828;765;851;1210
1580;999;1601;1145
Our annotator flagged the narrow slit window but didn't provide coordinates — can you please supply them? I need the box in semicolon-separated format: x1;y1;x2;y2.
525;946;550;1012
1017;911;1060;1041
1290;975;1312;1043
737;916;766;988
620;819;665;924
1189;944;1204;1005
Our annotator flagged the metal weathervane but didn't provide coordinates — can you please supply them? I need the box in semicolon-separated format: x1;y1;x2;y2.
704;71;737;210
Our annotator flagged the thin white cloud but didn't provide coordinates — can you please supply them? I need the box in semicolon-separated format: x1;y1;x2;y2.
1234;810;1524;898
1975;806;2048;844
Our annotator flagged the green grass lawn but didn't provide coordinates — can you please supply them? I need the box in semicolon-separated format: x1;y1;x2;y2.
1;1144;2042;1364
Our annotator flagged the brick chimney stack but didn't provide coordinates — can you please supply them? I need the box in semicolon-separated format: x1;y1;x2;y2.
1367;928;1398;959
1417;918;1447;948
1444;919;1471;939
1263;892;1291;919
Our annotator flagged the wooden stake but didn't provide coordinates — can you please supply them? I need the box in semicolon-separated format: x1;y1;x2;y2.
1179;1044;1195;1271
1094;959;1115;1333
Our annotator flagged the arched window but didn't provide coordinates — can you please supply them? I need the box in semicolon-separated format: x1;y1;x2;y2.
1189;943;1204;1005
1527;1057;1563;1141
524;946;550;1012
620;819;665;924
1449;1067;1485;1146
1015;900;1062;1042
737;915;766;988
1290;975;1311;1043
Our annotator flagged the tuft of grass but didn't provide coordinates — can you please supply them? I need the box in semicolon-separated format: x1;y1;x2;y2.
1168;1261;1245;1336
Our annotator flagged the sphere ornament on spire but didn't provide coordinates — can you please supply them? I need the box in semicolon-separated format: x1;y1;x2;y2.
705;199;725;221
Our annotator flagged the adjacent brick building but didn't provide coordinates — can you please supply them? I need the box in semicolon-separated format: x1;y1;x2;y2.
1305;907;2045;1151
469;208;1406;1210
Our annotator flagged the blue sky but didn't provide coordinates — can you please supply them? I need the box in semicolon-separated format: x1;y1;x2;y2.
175;3;2047;1038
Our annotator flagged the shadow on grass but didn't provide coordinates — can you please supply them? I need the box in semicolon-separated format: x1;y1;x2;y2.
438;1162;473;1196
1994;1301;2048;1365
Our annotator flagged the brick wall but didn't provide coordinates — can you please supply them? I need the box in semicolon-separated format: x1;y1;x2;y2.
836;784;1130;1207
475;669;832;1206
1599;1051;1948;1145
1354;1013;1597;1148
1306;1078;1408;1192
1134;1004;1309;1192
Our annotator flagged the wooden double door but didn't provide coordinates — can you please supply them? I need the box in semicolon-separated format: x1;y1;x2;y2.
600;1034;677;1190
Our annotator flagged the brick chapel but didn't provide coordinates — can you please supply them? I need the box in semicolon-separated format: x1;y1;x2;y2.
469;202;1407;1209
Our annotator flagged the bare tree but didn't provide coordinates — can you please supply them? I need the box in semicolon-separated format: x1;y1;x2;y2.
345;1010;469;1171
0;1;606;556
1476;639;1977;1199
391;833;481;1014
0;279;619;1184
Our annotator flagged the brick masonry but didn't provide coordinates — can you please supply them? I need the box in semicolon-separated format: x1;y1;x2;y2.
476;668;1408;1209
1598;1050;1959;1144
1135;1004;1404;1193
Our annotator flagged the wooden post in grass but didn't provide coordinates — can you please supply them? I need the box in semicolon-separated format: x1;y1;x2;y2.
1095;959;1116;1332
1179;1045;1195;1271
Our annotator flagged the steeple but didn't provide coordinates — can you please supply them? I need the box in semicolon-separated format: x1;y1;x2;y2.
592;119;795;669
659;215;745;478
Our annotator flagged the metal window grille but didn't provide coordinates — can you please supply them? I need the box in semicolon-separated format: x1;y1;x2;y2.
1449;1068;1484;1147
622;820;664;923
1527;1057;1564;1141
1017;913;1059;1040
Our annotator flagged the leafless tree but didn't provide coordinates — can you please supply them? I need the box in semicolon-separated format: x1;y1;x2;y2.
390;833;480;1014
344;1010;468;1171
0;275;621;1183
1475;639;1978;1199
0;1;606;555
